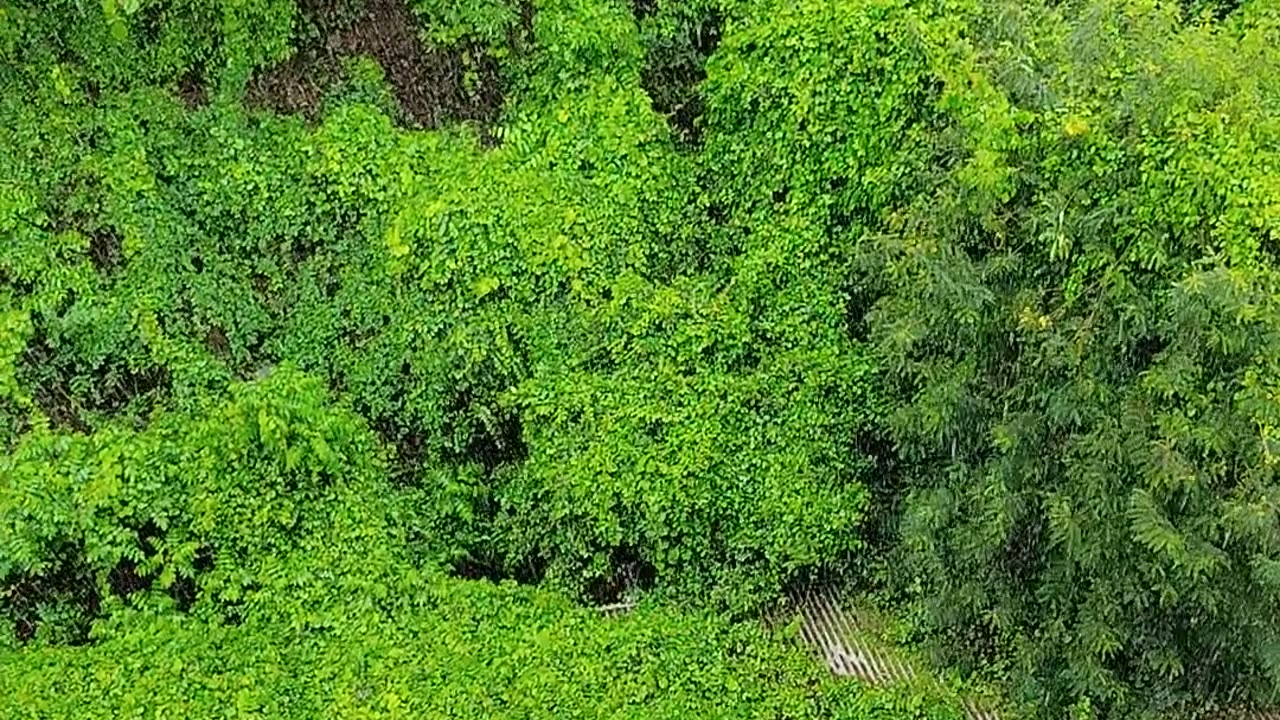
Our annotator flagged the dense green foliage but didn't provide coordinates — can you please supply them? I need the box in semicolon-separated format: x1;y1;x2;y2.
4;0;1280;717
0;0;872;608
2;370;960;718
1;580;963;719
869;1;1280;715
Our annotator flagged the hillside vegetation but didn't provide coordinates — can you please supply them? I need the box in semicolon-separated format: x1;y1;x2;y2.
2;0;1279;717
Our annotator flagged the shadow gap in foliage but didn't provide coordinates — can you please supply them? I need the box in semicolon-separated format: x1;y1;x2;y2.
451;553;547;587
465;410;528;474
631;0;656;21
246;0;505;134
585;546;657;606
177;68;209;109
640;9;722;146
19;321;172;433
3;544;101;646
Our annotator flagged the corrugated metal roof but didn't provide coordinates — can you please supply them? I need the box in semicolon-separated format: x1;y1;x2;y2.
596;601;635;618
778;587;999;720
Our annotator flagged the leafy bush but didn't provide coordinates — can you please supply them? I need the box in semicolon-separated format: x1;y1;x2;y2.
0;573;966;719
412;0;522;49
700;0;942;235
1;369;959;718
1;368;400;645
493;260;876;606
2;0;877;614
